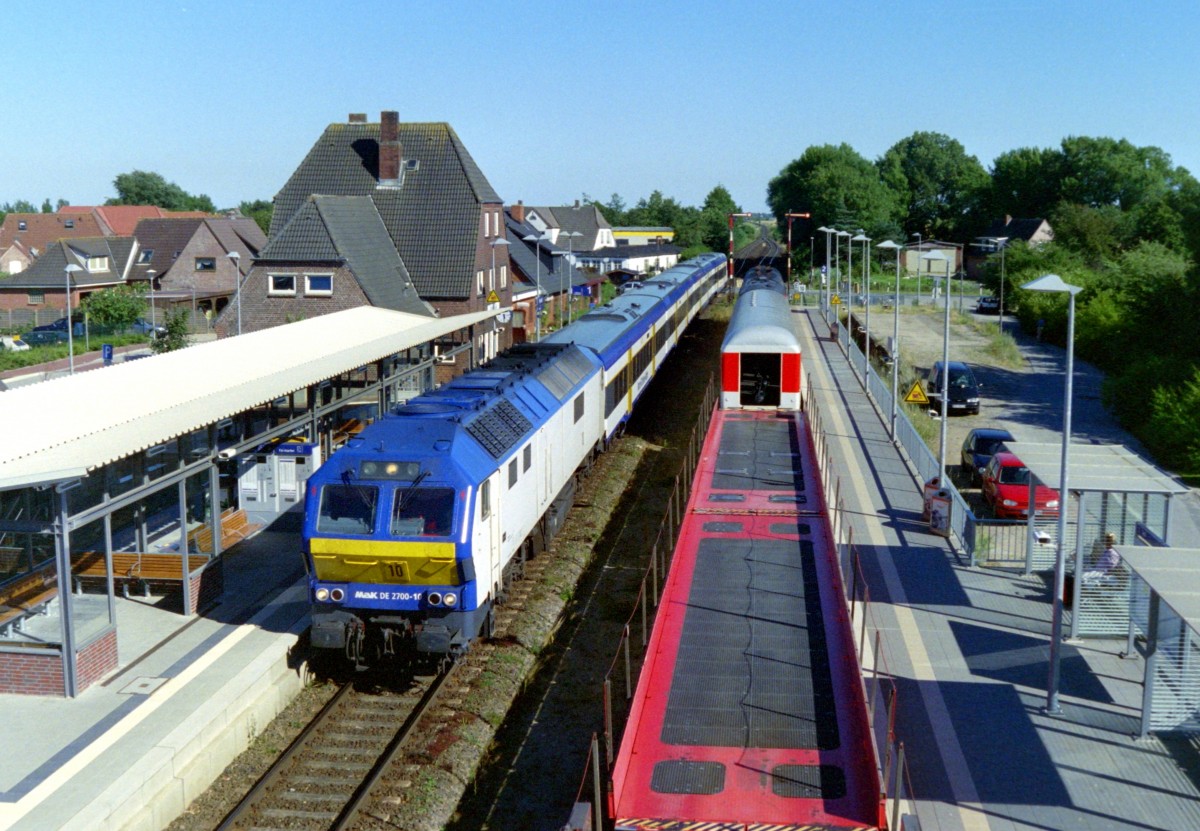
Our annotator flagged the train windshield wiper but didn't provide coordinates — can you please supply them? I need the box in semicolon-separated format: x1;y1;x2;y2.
396;469;431;514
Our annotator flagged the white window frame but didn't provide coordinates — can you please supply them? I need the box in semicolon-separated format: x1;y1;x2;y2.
488;266;494;292
484;211;491;238
305;273;333;296
269;273;297;296
500;264;507;289
86;256;107;273
477;269;484;296
27;290;44;305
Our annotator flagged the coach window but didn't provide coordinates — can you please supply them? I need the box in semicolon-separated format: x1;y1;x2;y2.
508;459;518;488
480;480;491;519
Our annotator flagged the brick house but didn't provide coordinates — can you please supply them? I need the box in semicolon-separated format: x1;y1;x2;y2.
504;203;584;341
965;216;1054;279
60;205;211;236
130;217;266;320
0;237;136;326
231;111;510;370
0;213;104;272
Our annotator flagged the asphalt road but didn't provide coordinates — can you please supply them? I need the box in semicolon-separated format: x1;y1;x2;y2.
885;303;1200;544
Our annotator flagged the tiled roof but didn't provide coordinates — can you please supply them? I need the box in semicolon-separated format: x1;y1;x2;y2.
581;243;682;259
527;203;613;249
504;214;581;295
269;119;501;299
60;206;213;236
981;217;1049;242
262;196;432;317
129;217;266;283
0;213;104;256
0;237;134;288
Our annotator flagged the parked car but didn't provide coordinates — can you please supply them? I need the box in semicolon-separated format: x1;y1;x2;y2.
17;329;68;346
982;451;1060;519
960;427;1015;485
129;318;167;337
29;315;85;336
0;335;31;352
975;295;1001;314
927;360;981;415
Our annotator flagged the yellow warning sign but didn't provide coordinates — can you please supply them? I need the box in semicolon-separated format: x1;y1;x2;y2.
831;294;841;305
904;381;930;405
487;290;500;303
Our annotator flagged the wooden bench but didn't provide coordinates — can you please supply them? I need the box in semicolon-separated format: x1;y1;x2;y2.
187;508;262;555
0;565;58;636
0;546;26;575
331;418;365;449
71;551;208;598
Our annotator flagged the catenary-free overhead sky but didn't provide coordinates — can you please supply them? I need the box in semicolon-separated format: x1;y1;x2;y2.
7;1;1199;214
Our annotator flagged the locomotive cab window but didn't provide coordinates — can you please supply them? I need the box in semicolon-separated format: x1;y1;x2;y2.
390;487;455;537
480;479;491;519
574;392;585;423
316;484;378;535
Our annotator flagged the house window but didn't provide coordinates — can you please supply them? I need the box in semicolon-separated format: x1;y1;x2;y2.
86;256;108;272
484;211;491;238
269;274;297;296
27;290;44;305
64;219;74;229
195;257;216;271
138;249;154;264
488;267;494;292
17;221;27;231
477;270;484;296
305;274;333;296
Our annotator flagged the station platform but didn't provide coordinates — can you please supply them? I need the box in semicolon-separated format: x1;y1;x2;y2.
795;308;1200;830
0;525;309;831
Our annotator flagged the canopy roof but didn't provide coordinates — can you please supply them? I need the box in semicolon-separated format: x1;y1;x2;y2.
1004;441;1186;495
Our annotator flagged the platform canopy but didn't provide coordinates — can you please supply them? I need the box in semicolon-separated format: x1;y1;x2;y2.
0;306;502;490
1004;441;1186;495
1120;547;1200;623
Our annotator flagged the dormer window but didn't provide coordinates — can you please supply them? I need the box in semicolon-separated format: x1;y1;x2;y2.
138;249;154;264
269;274;296;296
17;221;26;231
86;256;108;273
195;257;216;271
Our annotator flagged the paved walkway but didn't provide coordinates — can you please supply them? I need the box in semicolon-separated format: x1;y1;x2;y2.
795;308;1200;831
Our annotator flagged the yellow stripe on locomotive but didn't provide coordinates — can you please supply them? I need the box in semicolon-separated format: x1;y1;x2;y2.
309;537;456;585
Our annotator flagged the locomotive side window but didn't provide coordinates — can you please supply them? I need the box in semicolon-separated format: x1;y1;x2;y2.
574;392;585;423
317;484;378;535
390;487;455;537
509;459;518;488
480;479;491;519
523;444;532;472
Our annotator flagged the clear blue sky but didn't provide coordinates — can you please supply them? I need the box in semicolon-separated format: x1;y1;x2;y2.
7;1;1199;215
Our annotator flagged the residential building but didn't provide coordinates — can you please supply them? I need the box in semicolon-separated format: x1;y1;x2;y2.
505;205;584;341
60;205;211;237
576;242;681;276
613;226;674;246
233;110;509;370
966;216;1054;279
521;201;616;254
0;213;104;267
0;237;136;326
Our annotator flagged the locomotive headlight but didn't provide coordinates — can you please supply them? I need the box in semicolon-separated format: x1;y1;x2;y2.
427;591;442;607
331;588;345;602
315;588;330;601
442;592;457;607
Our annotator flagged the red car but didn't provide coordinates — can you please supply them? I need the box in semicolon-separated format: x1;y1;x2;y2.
982;451;1060;519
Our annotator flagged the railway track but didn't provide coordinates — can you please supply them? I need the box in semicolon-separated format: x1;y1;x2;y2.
733;226;782;274
216;667;454;831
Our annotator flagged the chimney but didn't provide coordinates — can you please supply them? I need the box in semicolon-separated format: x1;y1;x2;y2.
574;199;581;209
378;110;402;187
348;113;367;123
511;200;525;224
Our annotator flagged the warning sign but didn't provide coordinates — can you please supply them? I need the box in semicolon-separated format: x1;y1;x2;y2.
831;294;842;305
487;290;500;303
904;381;930;405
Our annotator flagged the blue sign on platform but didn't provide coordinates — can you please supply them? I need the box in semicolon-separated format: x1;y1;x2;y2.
537;297;546;312
102;344;113;366
571;285;590;296
821;265;828;274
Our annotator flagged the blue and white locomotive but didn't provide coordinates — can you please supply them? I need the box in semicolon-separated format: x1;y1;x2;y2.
303;254;726;663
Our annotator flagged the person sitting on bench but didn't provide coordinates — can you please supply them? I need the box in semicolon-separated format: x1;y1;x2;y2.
1082;533;1121;587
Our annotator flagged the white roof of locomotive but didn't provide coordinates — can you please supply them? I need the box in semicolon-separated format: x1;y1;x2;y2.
720;290;801;353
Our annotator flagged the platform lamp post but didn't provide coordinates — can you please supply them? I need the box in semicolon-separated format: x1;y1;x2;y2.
817;226;834;313
522;233;546;340
146;269;157;333
989;237;1009;333
1023;273;1082;716
226;251;241;336
560;231;582;323
64;264;81;375
727;212;752;283
911;232;923;303
852;232;871;375
922;249;952;474
875;240;903;436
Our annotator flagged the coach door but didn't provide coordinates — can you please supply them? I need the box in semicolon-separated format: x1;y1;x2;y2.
740;353;782;407
478;474;502;597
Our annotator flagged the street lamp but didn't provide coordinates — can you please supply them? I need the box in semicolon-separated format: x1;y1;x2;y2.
876;240;903;436
226;251;241;336
560;231;582;323
922;249;952;474
852;232;870;376
64;264;81;375
817;226;834;313
837;231;851;346
146;269;157;333
911;232;923;302
522;233;547;340
1023;273;1082;715
987;237;1009;333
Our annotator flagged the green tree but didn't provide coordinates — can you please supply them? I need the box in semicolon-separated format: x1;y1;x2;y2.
1059;136;1174;210
767;144;900;238
698;184;741;251
986;147;1063;219
1048;202;1124;266
877;131;989;239
151;308;190;354
40;198;52;213
239;199;273;235
83;285;147;329
107;170;216;212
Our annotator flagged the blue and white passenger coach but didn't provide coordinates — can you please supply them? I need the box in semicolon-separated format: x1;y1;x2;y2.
302;254;726;663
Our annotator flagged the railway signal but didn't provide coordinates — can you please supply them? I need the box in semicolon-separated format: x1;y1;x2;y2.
727;212;753;280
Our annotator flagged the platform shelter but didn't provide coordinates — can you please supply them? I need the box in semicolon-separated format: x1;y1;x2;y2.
0;305;502;696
